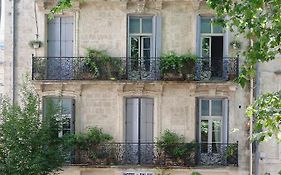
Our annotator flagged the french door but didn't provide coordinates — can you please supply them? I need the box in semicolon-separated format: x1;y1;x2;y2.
128;16;159;80
125;98;154;164
47;16;73;80
198;98;228;165
129;36;152;72
201;36;224;78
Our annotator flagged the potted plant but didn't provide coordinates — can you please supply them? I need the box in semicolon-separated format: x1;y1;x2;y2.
66;127;114;165
156;130;197;166
160;52;182;80
180;54;196;80
85;49;124;80
28;40;43;49
160;52;196;80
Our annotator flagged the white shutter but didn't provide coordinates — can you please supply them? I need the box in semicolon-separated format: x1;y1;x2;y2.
125;98;139;143
140;98;154;142
47;16;74;79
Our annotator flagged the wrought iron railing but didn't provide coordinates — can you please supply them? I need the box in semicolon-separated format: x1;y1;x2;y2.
32;56;239;81
68;142;238;167
195;57;239;81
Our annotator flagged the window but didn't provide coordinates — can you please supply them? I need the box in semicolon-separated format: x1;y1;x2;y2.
127;16;161;80
125;98;154;164
47;16;74;80
198;16;225;79
43;97;75;137
198;98;228;153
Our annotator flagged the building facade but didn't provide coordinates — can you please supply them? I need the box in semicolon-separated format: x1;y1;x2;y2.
2;0;280;175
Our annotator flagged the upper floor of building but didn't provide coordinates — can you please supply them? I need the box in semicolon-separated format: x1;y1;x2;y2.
23;0;241;82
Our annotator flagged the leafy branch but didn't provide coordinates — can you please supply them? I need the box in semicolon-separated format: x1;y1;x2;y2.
207;0;281;87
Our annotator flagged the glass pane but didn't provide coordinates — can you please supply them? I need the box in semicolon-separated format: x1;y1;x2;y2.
129;17;140;33
201;37;210;57
143;38;151;49
212;120;222;143
201;18;211;33
62;117;71;130
212;120;222;153
201;120;208;153
130;37;139;58
213;23;223;33
142;18;152;33
201;100;209;116
211;100;223;116
62;99;71;114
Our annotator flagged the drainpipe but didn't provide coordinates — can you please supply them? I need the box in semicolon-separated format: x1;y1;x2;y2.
12;0;16;104
250;77;254;175
249;38;254;175
254;63;260;175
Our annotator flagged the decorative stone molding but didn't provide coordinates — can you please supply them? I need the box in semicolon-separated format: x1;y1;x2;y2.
118;82;163;96
195;83;237;97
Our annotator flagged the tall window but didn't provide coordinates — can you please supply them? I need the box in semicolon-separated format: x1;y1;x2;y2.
127;16;161;80
198;98;228;153
43;97;75;137
47;16;74;80
199;16;225;79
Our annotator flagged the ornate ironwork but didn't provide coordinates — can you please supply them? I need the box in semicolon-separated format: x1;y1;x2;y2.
32;56;238;81
127;57;161;80
195;57;239;81
69;142;238;167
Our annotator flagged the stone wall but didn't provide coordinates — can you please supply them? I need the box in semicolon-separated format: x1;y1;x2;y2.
258;59;281;175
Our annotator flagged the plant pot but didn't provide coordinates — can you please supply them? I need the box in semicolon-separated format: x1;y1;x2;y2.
228;73;237;80
163;73;183;80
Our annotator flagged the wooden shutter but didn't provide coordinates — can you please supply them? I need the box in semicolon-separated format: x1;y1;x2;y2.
195;15;201;80
140;98;154;143
125;98;139;143
47;16;73;80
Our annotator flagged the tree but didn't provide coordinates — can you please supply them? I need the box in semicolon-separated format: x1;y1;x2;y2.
207;0;281;87
207;0;281;142
246;90;281;142
0;85;67;175
49;0;77;19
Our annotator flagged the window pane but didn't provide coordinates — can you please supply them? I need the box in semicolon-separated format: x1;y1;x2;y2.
201;37;210;57
143;37;151;49
201;120;208;142
211;100;223;116
212;120;222;143
62;99;72;114
142;18;152;33
201;120;208;153
130;37;139;58
201;18;211;33
201;100;209;116
212;120;222;153
129;17;140;33
213;24;223;33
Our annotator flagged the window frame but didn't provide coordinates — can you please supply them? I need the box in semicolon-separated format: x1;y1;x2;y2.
198;98;228;144
43;96;75;137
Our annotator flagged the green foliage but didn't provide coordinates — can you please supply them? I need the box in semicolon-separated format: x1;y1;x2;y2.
85;49;124;80
160;52;196;80
49;0;73;19
191;172;202;175
66;127;113;149
65;127;113;160
246;90;281;142
207;0;281;87
0;85;67;175
157;130;197;163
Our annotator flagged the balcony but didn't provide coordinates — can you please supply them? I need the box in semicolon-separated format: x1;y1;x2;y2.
32;56;239;81
69;142;238;167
